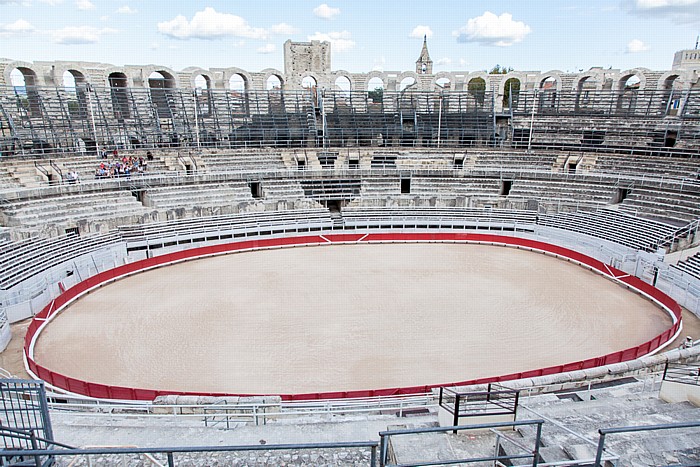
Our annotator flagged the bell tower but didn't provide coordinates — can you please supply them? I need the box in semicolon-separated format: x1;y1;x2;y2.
415;35;433;74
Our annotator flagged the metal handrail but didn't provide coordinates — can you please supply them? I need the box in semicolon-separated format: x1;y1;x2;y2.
594;421;700;467
0;440;379;467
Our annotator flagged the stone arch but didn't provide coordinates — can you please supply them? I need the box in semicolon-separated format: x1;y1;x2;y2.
62;69;89;120
574;74;602;111
617;69;646;91
182;67;213;90
398;71;420;91
657;72;684;115
101;67;135;88
261;69;284;90
6;63;42;118
538;72;562;111
147;70;176;118
190;72;213;118
332;71;354;92
3;61;41;87
467;75;488;105
51;63;91;87
136;66;178;88
365;71;385;92
656;71;684;91
108;71;131;120
432;72;457;91
300;73;320;90
499;72;525;108
574;73;603;92
223;67;253;92
538;72;563;92
465;72;491;92
616;70;645;114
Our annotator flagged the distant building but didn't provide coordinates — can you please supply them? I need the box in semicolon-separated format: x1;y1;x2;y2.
672;49;700;70
415;35;433;75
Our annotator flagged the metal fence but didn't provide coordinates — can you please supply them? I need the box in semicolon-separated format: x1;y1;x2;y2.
2;86;700;157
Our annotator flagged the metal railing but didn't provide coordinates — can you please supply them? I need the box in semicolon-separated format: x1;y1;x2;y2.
438;383;520;430
662;361;700;387
594;421;700;467
0;440;379;467
378;419;544;467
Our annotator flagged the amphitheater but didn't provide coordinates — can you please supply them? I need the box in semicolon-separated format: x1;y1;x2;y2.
1;40;700;465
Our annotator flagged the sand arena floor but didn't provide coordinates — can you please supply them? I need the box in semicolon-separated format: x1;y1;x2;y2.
33;243;672;395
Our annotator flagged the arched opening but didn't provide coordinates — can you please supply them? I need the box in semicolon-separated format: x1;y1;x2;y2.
503;77;521;108
617;74;640;114
435;77;451;90
334;76;351;95
301;76;317;90
467;77;486;105
148;71;175;118
229;74;246;92
575;76;598;111
63;70;88;120
11;67;42;118
399;76;416;92
108;72;130;120
539;76;557;111
194;74;212;118
266;75;282;90
367;77;384;104
662;75;681;115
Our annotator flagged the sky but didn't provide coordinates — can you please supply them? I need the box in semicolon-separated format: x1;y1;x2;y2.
0;0;699;75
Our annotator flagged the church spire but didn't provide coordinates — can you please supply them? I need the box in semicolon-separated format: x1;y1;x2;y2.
416;35;433;74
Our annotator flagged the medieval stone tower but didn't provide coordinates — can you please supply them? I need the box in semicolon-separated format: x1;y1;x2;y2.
416;35;433;75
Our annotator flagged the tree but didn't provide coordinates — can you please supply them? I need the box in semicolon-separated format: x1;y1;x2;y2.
488;65;513;75
467;78;486;105
503;77;521;109
368;87;383;104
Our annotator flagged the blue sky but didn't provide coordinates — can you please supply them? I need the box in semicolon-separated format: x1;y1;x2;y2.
0;0;698;74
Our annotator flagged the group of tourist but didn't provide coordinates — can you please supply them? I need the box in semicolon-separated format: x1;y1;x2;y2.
95;154;149;179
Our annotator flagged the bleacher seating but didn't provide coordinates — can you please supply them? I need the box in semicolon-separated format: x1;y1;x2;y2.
0;191;150;234
341;206;536;230
538;208;680;251
119;208;333;247
0;231;119;290
673;252;700;279
199;151;287;173
143;182;254;210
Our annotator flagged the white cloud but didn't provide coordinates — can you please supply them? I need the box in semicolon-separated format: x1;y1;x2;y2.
75;0;94;10
435;57;452;66
313;3;340;19
626;39;650;53
307;30;354;51
635;0;698;8
0;19;35;35
52;26;116;44
99;15;108;21
116;5;136;14
409;25;433;39
372;56;386;72
459;58;469;67
36;0;63;5
270;23;298;35
158;7;268;40
257;43;276;54
625;0;700;22
452;11;531;46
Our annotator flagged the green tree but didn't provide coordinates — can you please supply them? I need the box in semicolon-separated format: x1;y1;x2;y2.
488;64;513;75
368;87;383;104
487;65;519;108
467;77;486;105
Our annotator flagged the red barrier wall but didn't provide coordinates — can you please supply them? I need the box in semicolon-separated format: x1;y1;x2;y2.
24;233;683;401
